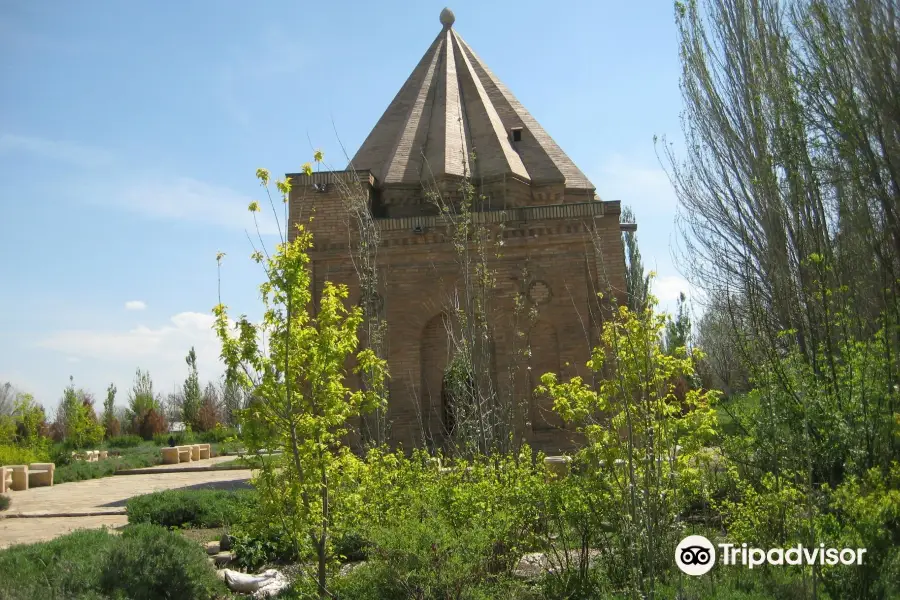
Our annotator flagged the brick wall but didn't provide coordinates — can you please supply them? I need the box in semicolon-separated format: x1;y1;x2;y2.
287;169;627;454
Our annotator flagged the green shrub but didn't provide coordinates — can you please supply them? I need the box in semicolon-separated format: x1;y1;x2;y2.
647;568;828;600
105;434;143;449
231;517;299;570
218;438;243;455
363;512;500;598
334;448;550;597
197;425;237;444
334;530;370;562
153;431;196;446
326;561;409;600
0;494;9;511
816;464;900;600
127;488;254;529
228;488;300;570
331;561;539;600
49;442;74;466
53;460;120;483
0;443;49;465
100;523;225;600
0;525;227;600
0;528;118;600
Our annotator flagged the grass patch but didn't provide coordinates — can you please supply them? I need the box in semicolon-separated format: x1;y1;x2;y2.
127;488;254;529
0;524;225;600
0;494;9;511
179;527;225;544
716;393;757;438
213;454;274;469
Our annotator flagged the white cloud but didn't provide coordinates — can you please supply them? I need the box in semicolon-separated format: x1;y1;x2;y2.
652;275;708;318
36;312;227;406
125;300;147;311
0;133;112;168
84;176;282;234
594;154;678;215
38;312;219;363
653;275;690;305
5;134;280;233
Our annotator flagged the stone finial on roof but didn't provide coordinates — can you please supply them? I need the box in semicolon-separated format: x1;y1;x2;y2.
440;7;455;28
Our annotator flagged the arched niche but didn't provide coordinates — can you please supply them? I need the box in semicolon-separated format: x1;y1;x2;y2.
528;320;563;431
420;313;452;445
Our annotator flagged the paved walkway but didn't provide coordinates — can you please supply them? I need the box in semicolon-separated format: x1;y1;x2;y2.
0;466;252;549
0;515;130;548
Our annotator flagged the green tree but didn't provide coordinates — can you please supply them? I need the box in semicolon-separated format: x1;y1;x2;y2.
127;369;158;418
127;369;166;439
220;377;245;427
214;167;387;598
621;206;649;313
539;287;717;596
57;377;103;449
666;3;900;595
0;382;16;416
694;293;751;397
197;382;221;431
667;0;900;478
181;347;201;429
663;291;691;356
13;394;49;456
102;383;119;438
0;386;46;449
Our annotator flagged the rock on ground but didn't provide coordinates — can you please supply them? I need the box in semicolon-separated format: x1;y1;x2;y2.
222;568;289;599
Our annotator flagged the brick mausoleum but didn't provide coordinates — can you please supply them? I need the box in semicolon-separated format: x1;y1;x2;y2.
287;9;628;454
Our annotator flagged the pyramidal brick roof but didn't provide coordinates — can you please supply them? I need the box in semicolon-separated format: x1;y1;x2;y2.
349;9;595;191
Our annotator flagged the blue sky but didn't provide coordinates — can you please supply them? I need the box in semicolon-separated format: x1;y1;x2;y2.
0;1;689;412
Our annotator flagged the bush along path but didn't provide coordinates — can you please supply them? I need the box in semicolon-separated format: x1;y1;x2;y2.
52;447;161;484
49;439;235;483
0;525;227;600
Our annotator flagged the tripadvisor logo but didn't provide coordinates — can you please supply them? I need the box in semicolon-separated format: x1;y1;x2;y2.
676;535;716;576
675;536;867;576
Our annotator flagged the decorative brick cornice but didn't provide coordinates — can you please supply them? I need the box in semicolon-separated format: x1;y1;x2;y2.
309;201;619;253
375;200;611;232
285;169;375;188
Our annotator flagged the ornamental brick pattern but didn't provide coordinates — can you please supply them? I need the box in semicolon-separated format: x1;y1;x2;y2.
287;14;628;454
